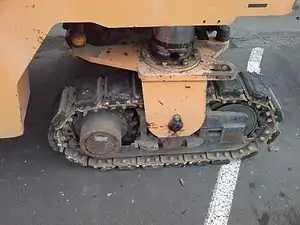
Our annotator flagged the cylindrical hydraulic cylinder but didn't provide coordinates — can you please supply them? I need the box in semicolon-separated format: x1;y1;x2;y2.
153;26;195;46
151;26;195;62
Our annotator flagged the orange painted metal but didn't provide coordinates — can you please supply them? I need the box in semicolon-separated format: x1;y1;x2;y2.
73;40;231;137
0;0;294;138
138;41;230;137
143;81;207;137
73;44;140;71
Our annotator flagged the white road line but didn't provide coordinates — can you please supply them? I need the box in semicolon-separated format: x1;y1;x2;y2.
247;47;264;74
204;47;265;225
204;160;241;225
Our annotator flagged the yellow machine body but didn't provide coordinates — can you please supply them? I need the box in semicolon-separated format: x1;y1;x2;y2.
0;0;295;138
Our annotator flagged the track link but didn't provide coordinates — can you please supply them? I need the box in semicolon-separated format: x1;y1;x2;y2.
48;71;281;170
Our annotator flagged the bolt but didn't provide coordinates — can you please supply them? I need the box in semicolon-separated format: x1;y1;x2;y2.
239;149;244;154
68;118;73;123
224;152;230;157
173;114;181;122
266;111;271;116
260;136;266;141
155;157;160;162
170;156;174;161
193;155;198;159
267;118;273;123
162;61;168;66
264;129;270;135
60;136;66;141
122;159;127;163
182;59;188;66
222;65;229;71
216;152;220;157
248;145;253;150
201;154;206;158
146;158;151;163
209;65;215;70
222;100;227;104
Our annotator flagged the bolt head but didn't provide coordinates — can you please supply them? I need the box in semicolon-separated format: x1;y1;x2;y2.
260;137;266;141
192;155;198;159
216;152;220;157
239;149;244;154
209;65;215;70
201;154;206;158
264;129;270;135
182;59;188;66
162;61;168;66
222;65;229;71
173;114;181;122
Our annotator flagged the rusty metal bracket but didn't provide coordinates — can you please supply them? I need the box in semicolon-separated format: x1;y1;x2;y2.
72;39;238;81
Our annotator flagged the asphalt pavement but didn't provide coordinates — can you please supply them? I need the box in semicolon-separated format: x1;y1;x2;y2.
0;11;300;225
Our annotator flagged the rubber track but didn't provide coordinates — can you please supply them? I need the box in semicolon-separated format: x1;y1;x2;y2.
48;74;277;170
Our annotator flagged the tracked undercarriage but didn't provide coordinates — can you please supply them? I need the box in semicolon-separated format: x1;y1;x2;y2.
48;25;283;169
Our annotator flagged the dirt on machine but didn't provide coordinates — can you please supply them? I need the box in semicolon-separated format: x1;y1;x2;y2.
0;0;296;170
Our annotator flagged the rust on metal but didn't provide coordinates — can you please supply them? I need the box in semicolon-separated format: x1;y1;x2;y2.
0;0;294;138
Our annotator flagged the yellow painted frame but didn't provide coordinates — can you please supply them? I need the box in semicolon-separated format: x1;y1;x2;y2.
0;0;294;138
